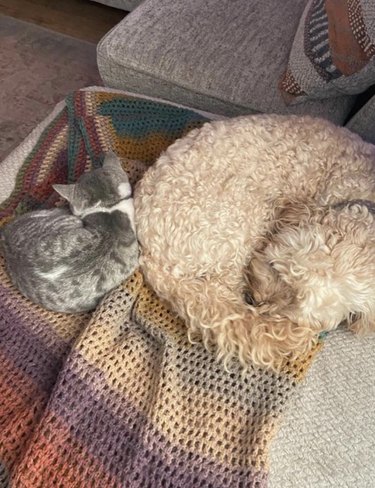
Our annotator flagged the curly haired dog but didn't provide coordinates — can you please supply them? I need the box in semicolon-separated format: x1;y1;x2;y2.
134;115;375;370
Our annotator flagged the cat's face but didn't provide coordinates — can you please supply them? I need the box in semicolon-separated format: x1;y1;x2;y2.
53;151;131;216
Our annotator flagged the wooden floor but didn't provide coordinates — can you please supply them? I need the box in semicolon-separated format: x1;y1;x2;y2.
0;0;126;43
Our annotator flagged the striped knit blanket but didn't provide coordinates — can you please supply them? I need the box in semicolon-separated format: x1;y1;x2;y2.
0;89;322;488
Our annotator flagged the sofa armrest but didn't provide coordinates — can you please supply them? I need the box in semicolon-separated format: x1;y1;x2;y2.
90;0;143;11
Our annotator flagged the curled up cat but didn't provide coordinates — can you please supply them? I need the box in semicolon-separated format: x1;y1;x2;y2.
0;151;139;313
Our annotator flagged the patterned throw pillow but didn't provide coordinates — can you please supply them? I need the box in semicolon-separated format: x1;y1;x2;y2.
280;0;375;104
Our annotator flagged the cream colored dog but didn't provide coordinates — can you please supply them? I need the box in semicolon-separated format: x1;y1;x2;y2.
134;115;375;370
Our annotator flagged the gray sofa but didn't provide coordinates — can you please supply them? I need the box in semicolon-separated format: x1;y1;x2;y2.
93;1;375;487
95;0;375;143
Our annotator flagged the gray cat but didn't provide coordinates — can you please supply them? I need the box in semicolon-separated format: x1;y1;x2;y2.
0;151;139;313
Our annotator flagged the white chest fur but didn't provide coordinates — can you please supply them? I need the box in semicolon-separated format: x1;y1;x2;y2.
81;196;135;233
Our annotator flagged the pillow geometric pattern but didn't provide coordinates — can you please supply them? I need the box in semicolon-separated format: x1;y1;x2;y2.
280;0;375;102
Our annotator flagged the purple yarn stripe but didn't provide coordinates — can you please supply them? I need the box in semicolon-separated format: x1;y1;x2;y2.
37;352;268;488
0;283;75;391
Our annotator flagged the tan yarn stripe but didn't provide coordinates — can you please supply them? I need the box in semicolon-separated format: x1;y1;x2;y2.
34;126;69;187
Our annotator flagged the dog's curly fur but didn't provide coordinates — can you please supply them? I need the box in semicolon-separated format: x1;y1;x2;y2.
134;114;375;370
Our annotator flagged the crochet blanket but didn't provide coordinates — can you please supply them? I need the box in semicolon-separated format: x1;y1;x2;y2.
0;89;323;488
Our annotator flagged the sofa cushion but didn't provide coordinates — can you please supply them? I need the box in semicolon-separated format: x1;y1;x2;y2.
346;91;375;144
269;328;375;488
280;0;375;104
97;0;354;123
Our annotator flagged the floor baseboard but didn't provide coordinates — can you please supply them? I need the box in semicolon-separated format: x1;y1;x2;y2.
0;0;125;43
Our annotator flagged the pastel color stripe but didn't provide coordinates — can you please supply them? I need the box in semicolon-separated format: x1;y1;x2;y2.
0;89;322;487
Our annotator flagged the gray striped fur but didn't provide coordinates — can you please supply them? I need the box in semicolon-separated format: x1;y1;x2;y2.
1;152;138;313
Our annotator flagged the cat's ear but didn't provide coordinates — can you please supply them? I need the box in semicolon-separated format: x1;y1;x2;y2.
103;151;124;172
53;184;76;203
